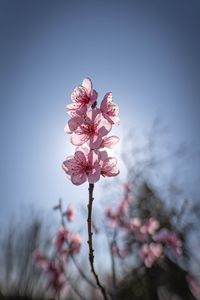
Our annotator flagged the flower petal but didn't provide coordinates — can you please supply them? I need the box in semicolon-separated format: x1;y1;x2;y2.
88;150;99;165
97;117;112;136
71;172;87;185
71;133;89;146
88;164;101;184
76;145;90;157
91;89;98;103
74;150;87;165
66;116;83;133
100;92;112;112
82;77;92;95
99;150;108;162
88;134;102;149
101;157;119;177
87;108;101;122
106;114;120;125
101;136;120;148
62;157;78;175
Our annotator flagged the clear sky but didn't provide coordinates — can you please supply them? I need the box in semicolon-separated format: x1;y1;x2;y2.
0;0;200;223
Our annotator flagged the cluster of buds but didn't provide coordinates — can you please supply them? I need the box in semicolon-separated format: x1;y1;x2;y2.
33;206;81;298
105;184;183;268
137;221;182;267
140;242;163;268
62;78;120;185
153;228;182;256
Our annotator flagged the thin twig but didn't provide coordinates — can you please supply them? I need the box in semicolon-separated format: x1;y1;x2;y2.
87;183;109;300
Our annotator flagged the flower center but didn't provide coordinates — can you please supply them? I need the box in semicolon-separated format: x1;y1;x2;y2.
81;123;97;135
78;87;90;104
85;165;93;175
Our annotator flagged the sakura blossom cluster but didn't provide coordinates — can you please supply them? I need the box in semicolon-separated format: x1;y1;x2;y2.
62;78;120;185
105;183;183;268
33;206;81;298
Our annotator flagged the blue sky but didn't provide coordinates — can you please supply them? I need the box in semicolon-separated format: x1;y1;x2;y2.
0;0;200;223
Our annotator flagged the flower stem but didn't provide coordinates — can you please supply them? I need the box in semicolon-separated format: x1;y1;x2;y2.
87;183;109;300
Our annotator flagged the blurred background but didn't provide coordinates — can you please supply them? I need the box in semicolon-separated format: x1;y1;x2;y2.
0;0;200;299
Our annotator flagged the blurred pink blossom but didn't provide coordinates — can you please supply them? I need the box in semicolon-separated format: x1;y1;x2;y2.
145;217;160;235
65;206;75;222
105;183;133;228
33;250;68;298
153;228;182;256
53;226;69;251
68;232;82;255
46;260;68;298
32;249;49;270
140;242;163;268
130;217;142;230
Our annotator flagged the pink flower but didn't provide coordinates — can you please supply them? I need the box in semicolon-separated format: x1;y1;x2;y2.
70;108;112;149
63;78;120;186
65;206;75;222
53;226;69;251
62;148;100;185
100;92;120;125
67;77;98;116
99;151;119;177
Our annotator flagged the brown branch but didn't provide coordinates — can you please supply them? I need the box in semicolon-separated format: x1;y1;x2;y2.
87;183;109;300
